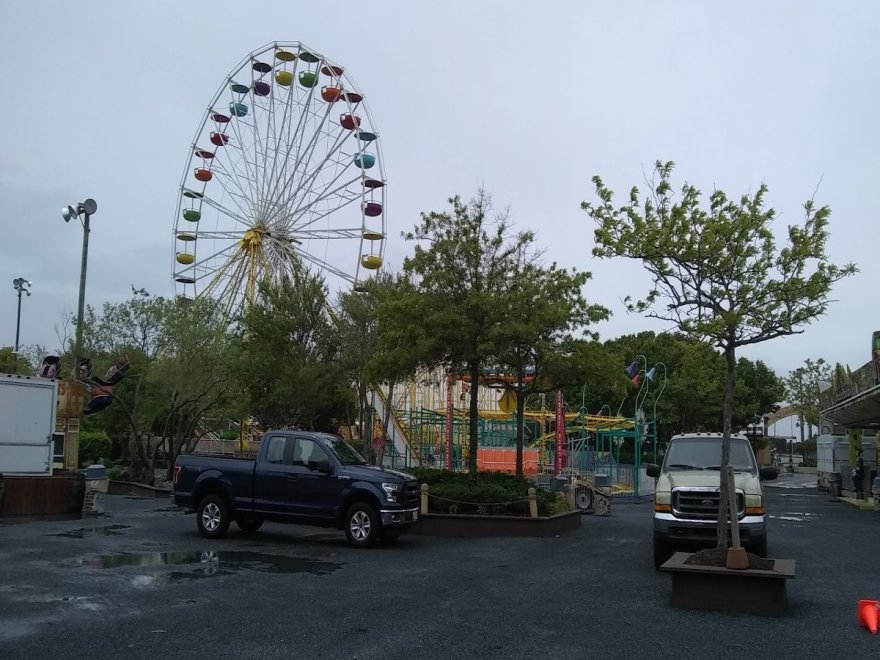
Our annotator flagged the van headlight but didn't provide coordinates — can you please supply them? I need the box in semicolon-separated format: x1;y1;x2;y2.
382;482;401;502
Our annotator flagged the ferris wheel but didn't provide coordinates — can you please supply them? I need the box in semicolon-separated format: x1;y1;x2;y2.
172;41;386;318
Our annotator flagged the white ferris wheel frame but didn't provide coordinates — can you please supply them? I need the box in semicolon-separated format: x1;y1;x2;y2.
172;40;387;317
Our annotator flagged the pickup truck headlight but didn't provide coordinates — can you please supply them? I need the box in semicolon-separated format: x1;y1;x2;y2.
654;491;672;512
744;494;765;515
381;482;401;502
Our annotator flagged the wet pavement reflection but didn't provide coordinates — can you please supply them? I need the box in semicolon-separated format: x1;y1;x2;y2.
50;525;131;538
75;550;343;584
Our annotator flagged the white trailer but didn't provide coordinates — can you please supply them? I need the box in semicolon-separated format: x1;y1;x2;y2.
816;433;876;492
0;373;58;475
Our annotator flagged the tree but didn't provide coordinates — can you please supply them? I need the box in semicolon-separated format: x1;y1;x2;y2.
583;160;856;550
402;191;530;477
492;242;608;476
150;296;237;480
235;271;353;431
0;346;33;374
784;357;832;441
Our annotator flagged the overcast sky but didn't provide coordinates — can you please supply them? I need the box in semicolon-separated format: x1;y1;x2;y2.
1;1;877;390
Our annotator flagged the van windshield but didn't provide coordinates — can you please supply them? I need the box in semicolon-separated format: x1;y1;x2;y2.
663;437;757;472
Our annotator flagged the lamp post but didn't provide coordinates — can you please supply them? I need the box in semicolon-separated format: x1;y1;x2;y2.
12;277;31;357
62;198;97;380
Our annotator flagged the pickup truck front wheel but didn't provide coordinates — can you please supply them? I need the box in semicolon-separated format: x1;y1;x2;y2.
197;494;230;539
344;502;380;548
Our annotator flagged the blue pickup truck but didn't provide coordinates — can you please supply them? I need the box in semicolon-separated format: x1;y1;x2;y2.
172;431;419;548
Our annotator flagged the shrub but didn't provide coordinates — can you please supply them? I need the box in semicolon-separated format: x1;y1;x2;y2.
107;465;125;481
409;468;556;516
79;431;112;466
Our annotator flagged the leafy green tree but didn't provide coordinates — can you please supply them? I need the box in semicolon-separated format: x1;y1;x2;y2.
732;358;784;431
150;296;237;480
584;160;856;550
402;191;535;477
784;357;832;445
492;241;609;476
236;271;353;431
0;346;33;374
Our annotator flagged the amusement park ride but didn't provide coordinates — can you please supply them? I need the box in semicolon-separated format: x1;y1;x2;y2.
158;41;672;502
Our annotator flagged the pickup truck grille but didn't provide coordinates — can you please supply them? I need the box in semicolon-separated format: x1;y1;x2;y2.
401;482;419;508
673;489;744;520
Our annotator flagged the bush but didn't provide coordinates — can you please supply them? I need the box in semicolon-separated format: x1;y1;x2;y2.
107;465;125;481
79;431;112;466
409;468;556;517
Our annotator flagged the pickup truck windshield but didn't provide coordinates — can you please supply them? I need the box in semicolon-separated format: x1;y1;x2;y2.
663;437;756;472
321;436;367;466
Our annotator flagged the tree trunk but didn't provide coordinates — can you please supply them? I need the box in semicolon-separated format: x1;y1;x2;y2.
468;360;480;478
358;380;369;464
716;341;737;550
515;375;525;479
379;381;395;466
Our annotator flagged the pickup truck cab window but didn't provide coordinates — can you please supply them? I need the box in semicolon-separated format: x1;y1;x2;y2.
293;438;328;468
265;435;290;465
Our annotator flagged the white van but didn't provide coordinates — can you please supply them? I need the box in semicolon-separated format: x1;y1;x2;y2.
645;433;778;569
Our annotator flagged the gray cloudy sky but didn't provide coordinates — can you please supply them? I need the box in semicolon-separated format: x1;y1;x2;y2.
1;0;877;384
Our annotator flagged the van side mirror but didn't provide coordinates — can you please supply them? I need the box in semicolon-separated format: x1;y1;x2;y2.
760;466;778;481
646;463;660;478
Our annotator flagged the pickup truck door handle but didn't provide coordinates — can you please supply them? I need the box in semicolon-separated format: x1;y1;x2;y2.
286;474;299;481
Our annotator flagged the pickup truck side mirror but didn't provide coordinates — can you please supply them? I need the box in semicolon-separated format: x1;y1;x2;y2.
645;463;660;478
308;458;331;474
759;466;778;481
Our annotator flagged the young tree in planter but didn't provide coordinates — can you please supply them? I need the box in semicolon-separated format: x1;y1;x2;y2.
403;191;530;478
583;160;856;551
492;242;609;477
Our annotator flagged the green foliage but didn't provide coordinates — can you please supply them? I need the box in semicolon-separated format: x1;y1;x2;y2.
107;465;125;481
785;358;832;429
0;346;34;374
78;430;112;465
401;191;548;476
583;161;855;549
235;272;353;430
409;468;555;516
490;237;609;475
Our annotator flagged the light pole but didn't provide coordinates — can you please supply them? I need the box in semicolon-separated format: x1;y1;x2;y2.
12;277;31;357
62;198;98;380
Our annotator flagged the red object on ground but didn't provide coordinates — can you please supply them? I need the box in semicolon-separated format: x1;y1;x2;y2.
858;599;879;634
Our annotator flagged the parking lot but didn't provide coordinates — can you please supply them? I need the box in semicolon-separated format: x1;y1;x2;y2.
0;473;877;659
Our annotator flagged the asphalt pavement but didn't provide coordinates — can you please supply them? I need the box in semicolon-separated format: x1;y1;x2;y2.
1;472;878;659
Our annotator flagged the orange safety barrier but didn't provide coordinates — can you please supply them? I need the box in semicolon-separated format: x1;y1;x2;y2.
476;448;539;475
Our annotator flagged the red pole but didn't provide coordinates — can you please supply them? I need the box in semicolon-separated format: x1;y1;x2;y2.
555;390;565;474
445;374;453;470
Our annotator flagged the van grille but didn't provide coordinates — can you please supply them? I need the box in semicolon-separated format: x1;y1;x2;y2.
673;489;744;520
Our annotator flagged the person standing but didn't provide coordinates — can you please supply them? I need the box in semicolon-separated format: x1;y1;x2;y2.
854;447;865;499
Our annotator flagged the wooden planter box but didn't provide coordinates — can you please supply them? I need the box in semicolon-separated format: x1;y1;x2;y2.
415;510;581;538
0;473;85;516
660;552;796;617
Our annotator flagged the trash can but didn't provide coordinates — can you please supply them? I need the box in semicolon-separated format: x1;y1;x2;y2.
84;464;109;515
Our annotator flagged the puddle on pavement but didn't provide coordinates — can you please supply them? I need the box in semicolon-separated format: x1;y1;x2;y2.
77;550;342;582
50;524;131;538
769;512;816;522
